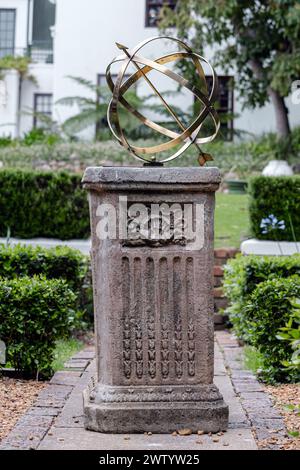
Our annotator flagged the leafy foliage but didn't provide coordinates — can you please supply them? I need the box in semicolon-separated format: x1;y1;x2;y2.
0;136;13;148
159;0;300;137
0;169;89;239
0;126;299;176
57;76;145;138
0;243;93;324
244;276;300;383
277;299;300;374
224;254;300;382
0;55;36;83
249;176;300;241
22;128;61;147
0;243;87;290
0;276;76;378
223;254;300;340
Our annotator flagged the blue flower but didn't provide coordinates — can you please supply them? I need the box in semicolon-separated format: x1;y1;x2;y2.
260;214;286;234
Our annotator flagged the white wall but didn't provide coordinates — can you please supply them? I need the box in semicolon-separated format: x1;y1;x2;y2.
53;0;166;138
0;0;29;136
0;0;54;137
234;94;300;137
1;0;300;139
0;0;28;50
20;64;54;135
53;0;300;140
0;71;19;137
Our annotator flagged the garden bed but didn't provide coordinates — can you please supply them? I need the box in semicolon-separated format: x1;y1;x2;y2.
0;377;46;442
264;384;300;450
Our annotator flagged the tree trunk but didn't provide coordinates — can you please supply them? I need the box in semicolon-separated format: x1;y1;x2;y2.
248;59;291;138
268;88;290;138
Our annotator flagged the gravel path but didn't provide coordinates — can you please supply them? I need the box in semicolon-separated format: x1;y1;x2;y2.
264;384;300;450
0;377;46;442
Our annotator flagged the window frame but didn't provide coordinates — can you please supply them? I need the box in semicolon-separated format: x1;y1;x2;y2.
0;8;16;58
205;75;234;141
33;93;53;128
145;0;177;28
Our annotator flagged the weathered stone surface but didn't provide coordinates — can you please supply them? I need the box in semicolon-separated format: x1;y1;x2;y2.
50;371;82;386
63;359;89;370
82;166;221;186
0;425;48;450
71;349;95;360
26;406;61;417
82;166;228;433
233;381;265;393
35;384;73;408
15;414;54;429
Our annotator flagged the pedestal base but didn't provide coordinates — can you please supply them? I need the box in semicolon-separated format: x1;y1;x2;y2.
82;167;228;434
83;383;228;433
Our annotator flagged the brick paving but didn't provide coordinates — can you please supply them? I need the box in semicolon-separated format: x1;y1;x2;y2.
216;331;287;450
0;348;94;450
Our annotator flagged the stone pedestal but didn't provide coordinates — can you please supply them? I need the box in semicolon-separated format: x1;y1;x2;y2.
82;167;228;433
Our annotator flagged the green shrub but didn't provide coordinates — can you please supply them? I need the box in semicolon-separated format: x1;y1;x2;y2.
0;126;299;175
0;243;92;323
0;276;76;378
249;176;300;241
223;254;300;340
277;299;300;375
0;136;14;148
0;169;89;239
23;128;61;147
0;243;87;289
244;276;300;383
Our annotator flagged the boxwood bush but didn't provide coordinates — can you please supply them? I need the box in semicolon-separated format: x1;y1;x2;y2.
249;176;300;241
0;169;89;239
243;276;300;383
0;243;87;288
223;254;300;340
0;243;93;323
0;276;76;378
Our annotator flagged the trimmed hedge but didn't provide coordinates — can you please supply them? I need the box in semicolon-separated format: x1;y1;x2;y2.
244;276;300;383
0;276;76;378
0;243;93;322
249;176;300;241
224;253;300;382
223;254;300;340
0;169;89;239
0;243;87;289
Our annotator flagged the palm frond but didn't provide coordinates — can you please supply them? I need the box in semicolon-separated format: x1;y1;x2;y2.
61;108;106;134
66;75;99;92
56;96;97;107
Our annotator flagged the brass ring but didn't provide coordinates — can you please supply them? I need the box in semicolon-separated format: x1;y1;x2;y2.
106;36;219;164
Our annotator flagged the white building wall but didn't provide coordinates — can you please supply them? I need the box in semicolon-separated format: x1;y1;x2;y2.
0;0;28;50
20;63;54;135
1;0;299;139
53;0;161;138
0;0;29;137
0;0;54;137
0;71;19;137
234;95;300;136
53;0;300;140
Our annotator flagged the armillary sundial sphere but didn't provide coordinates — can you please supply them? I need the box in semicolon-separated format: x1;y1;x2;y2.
106;36;220;166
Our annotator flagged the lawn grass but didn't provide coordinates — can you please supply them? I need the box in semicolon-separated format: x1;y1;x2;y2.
52;338;84;372
215;193;250;248
243;345;265;374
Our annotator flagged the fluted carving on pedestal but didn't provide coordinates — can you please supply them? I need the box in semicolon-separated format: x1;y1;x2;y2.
121;254;198;382
122;257;131;379
146;257;156;379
